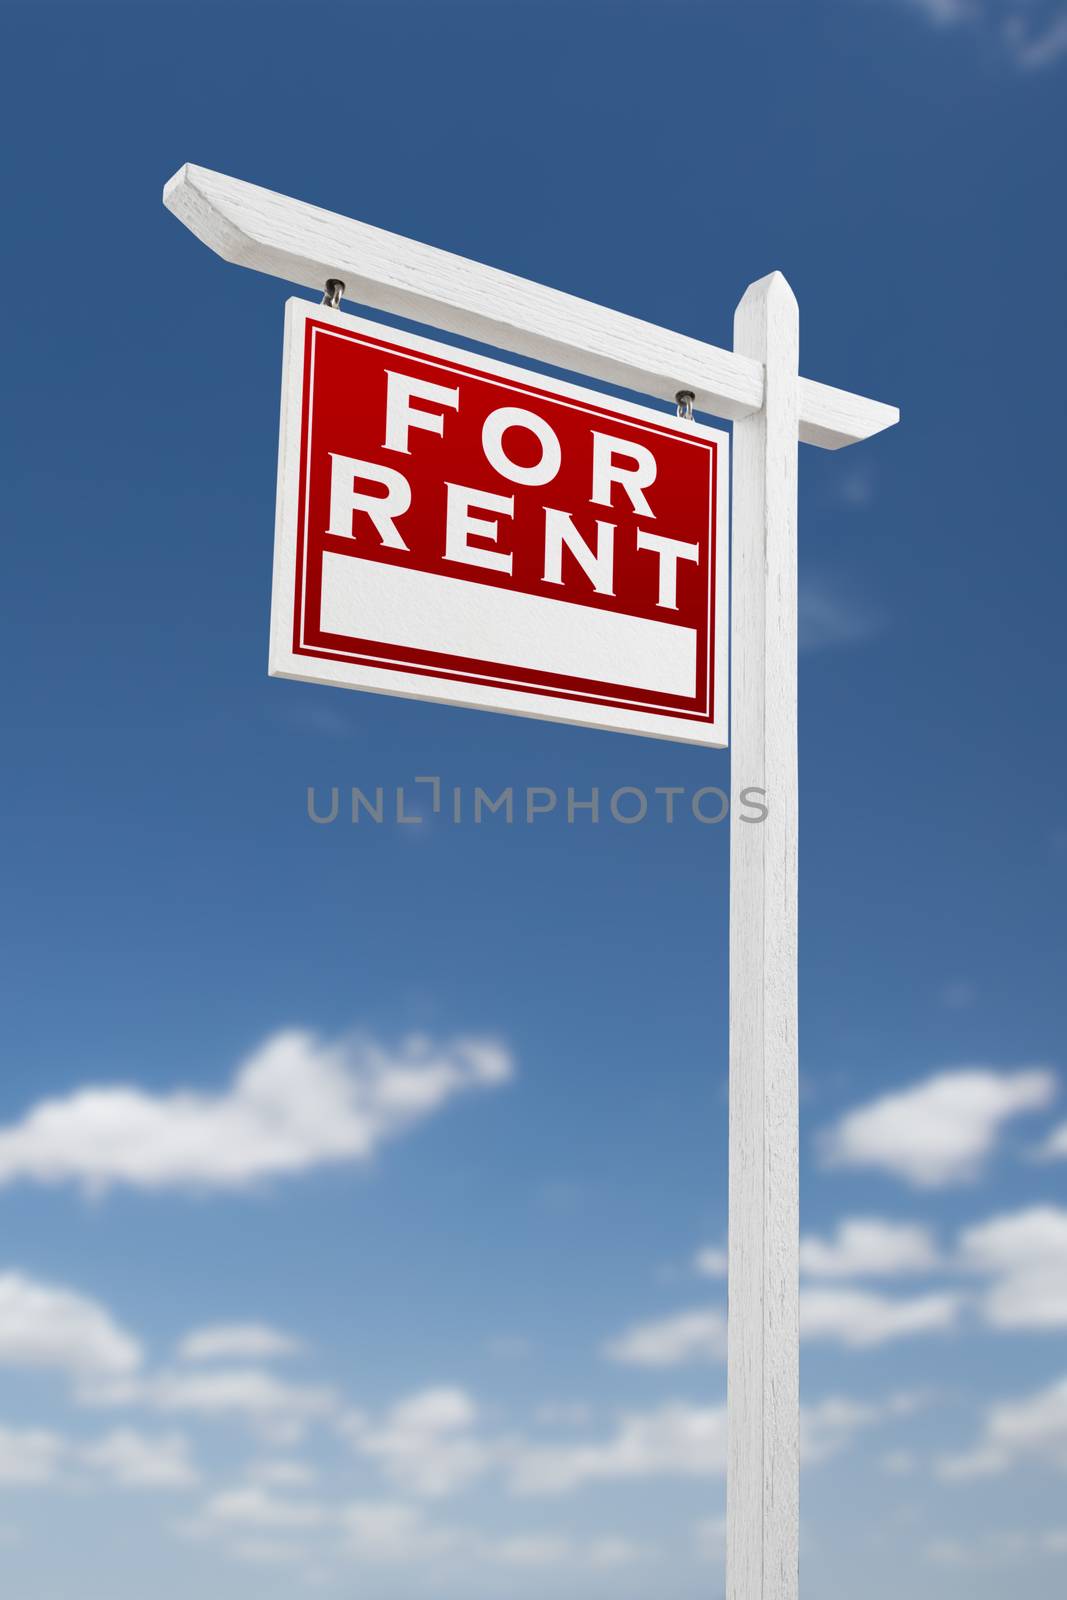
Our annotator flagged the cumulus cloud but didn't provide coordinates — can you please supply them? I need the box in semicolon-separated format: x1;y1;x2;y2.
603;1308;727;1367
800;1394;921;1463
203;1484;329;1529
0;1029;513;1195
958;1206;1067;1329
510;1403;729;1494
1038;1120;1067;1161
80;1429;198;1489
340;1501;645;1571
795;1205;1067;1336
246;1458;317;1488
487;1532;647;1569
344;1388;496;1499
1004;12;1067;68
881;1;1067;70
0;1272;141;1378
604;1284;956;1362
226;1536;310;1567
924;1528;1067;1567
0;1424;198;1492
177;1324;303;1364
341;1499;465;1563
194;1484;646;1576
937;1373;1067;1479
345;1390;731;1500
800;1218;941;1278
801;1286;961;1346
509;1393;903;1494
799;577;884;652
693;1246;727;1279
819;1067;1056;1188
80;1367;337;1445
0;1425;66;1486
694;1515;727;1561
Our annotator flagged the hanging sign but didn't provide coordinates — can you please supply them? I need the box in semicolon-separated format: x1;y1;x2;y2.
269;302;728;745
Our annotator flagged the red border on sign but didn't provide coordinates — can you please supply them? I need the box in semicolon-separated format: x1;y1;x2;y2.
290;320;720;726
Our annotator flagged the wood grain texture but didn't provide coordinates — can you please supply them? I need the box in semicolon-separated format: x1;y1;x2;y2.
163;164;896;450
727;272;800;1600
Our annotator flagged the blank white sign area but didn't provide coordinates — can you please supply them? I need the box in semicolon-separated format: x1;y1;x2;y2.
318;553;698;698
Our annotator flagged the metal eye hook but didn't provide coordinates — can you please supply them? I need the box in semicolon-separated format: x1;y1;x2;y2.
675;389;696;422
322;278;345;309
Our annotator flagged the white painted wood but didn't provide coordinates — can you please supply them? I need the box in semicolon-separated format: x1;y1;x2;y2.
797;375;896;451
163;164;896;450
728;273;800;1600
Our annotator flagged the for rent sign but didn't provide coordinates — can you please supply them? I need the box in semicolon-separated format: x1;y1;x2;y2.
270;302;728;744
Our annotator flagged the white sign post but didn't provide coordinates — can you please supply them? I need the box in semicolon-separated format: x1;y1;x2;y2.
165;164;897;1600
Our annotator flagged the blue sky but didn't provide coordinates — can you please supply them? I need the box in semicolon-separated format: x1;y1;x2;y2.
0;0;1065;1594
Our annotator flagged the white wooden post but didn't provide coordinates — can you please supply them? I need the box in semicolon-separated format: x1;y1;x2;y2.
728;272;800;1600
163;166;898;452
163;170;897;1595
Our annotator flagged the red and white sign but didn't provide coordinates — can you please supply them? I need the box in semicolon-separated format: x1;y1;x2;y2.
270;301;728;744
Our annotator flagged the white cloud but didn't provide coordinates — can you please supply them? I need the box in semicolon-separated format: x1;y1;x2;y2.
940;979;977;1011
835;462;876;508
1004;12;1067;69
341;1500;464;1564
347;1502;644;1572
509;1392;902;1495
485;1533;647;1569
801;1397;888;1463
509;1403;729;1494
936;1373;1067;1479
486;1534;575;1568
902;0;971;22
345;1388;495;1498
693;1246;727;1279
882;1;1067;69
0;1424;200;1492
1038;1120;1067;1160
81;1429;198;1489
611;1285;962;1365
227;1537;310;1566
799;577;883;652
0;1029;514;1195
0;1425;65;1486
246;1458;317;1488
694;1515;726;1561
819;1067;1056;1188
80;1367;337;1445
0;1272;141;1378
584;1536;648;1568
806;1391;928;1464
801;1286;961;1346
203;1484;329;1529
924;1533;1017;1567
603;1308;726;1367
177;1324;303;1364
800;1218;941;1278
925;1526;1067;1566
958;1206;1067;1329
